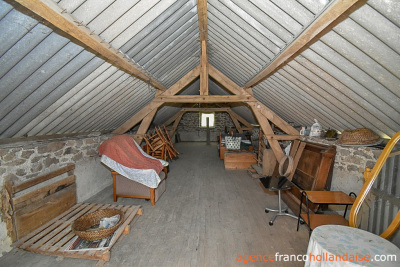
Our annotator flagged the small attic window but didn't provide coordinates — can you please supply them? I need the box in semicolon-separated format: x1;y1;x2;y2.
200;113;215;128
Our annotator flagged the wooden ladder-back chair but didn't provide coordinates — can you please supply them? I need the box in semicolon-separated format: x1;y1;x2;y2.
349;130;400;240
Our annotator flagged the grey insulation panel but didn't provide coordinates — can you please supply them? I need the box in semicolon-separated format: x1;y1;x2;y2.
0;0;399;140
253;1;400;138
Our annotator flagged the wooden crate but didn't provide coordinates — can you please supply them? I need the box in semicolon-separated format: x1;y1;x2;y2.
14;202;142;263
224;152;257;170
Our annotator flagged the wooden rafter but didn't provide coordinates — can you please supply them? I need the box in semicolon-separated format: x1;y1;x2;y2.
170;112;185;136
163;110;186;127
197;0;208;41
133;109;157;144
227;113;243;133
209;64;298;136
113;65;201;135
245;0;365;88
13;0;166;91
226;109;253;129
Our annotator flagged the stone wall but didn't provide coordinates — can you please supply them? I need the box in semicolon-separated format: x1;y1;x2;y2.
177;112;235;142
0;132;114;256
302;137;382;194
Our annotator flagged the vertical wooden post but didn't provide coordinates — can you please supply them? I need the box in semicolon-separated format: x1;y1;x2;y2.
206;117;210;145
200;40;208;95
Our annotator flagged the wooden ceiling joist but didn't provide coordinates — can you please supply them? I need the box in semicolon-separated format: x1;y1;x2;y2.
13;0;166;91
244;0;364;88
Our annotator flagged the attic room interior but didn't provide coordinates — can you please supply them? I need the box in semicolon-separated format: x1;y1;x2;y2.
0;0;400;266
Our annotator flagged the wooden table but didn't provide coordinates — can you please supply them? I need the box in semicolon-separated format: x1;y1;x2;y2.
297;191;355;235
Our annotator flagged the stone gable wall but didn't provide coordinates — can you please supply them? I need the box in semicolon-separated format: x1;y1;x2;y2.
177;112;236;141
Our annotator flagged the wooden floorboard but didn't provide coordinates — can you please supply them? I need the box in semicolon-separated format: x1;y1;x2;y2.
0;142;310;267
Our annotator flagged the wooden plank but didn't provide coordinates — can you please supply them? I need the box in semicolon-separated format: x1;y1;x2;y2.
12;175;75;210
245;0;364;87
200;41;208;95
13;0;166;91
155;95;254;103
224;152;257;170
1;180;17;242
15;184;77;240
12;164;75;194
15;202;142;263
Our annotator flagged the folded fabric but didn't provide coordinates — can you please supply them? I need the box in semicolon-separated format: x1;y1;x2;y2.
101;155;161;188
98;135;163;174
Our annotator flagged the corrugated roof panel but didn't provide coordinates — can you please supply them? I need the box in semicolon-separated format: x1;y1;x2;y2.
368;0;400;27
2;50;99;137
0;7;38;56
254;1;400;138
305;42;400;125
88;83;155;132
0;23;52;78
297;0;330;15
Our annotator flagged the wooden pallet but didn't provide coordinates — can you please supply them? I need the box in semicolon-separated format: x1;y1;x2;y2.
14;202;142;263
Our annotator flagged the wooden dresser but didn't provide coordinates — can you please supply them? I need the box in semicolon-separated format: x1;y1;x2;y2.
282;142;336;214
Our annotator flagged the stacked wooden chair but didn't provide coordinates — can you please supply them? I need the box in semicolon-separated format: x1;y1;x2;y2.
143;125;178;161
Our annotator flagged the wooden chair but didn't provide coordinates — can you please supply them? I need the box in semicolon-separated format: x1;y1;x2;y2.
297;131;400;239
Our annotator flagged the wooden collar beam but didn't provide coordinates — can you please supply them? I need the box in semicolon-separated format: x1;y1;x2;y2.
154;95;254;103
13;0;166;91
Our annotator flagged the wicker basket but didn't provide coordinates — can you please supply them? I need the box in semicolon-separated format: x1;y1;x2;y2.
71;209;124;241
338;128;380;145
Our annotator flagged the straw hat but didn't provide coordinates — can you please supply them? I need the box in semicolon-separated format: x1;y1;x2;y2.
337;128;380;145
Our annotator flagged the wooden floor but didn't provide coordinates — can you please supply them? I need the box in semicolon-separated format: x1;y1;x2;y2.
0;142;310;266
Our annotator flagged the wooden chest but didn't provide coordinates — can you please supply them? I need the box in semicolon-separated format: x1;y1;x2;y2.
224;152;257;170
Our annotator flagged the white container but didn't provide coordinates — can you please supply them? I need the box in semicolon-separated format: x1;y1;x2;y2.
310;119;322;137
